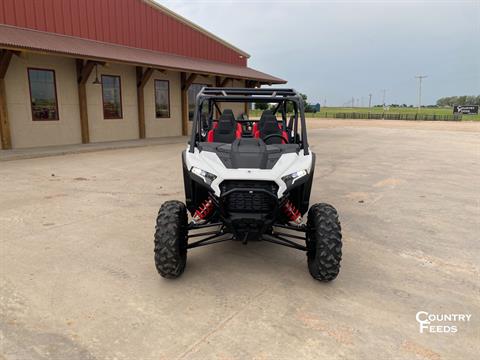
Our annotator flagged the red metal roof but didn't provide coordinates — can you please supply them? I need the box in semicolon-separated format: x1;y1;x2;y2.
0;24;286;84
0;0;247;66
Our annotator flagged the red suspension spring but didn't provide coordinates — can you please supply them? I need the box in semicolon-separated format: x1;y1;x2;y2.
282;200;302;224
193;197;214;224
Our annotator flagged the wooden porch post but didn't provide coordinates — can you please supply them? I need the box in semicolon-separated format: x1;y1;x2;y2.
180;72;188;136
215;76;221;118
76;59;99;144
244;80;253;115
0;50;14;149
180;72;198;136
136;67;154;139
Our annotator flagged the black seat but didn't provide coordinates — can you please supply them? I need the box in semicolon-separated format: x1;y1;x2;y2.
212;111;238;143
258;109;273;132
222;109;235;121
259;114;283;144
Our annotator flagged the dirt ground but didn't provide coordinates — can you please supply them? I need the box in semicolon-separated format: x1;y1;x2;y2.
307;118;480;132
1;120;479;359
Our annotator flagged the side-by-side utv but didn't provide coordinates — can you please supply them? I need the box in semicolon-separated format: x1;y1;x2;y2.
154;87;342;281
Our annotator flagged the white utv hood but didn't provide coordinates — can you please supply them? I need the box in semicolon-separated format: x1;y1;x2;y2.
184;146;313;198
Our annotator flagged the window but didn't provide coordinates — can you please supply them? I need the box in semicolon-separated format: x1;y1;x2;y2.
101;75;122;119
188;83;209;121
154;80;170;118
28;68;59;121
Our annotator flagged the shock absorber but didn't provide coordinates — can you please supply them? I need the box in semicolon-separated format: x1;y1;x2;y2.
192;197;215;224
282;200;302;224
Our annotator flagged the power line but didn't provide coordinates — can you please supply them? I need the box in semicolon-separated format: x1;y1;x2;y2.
415;75;427;110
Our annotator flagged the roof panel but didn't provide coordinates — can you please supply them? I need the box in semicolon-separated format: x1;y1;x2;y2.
0;0;249;66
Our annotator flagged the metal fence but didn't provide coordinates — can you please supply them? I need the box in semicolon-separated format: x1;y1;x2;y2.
322;112;462;121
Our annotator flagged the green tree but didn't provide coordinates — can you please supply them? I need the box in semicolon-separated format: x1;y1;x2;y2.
457;96;467;105
255;102;269;110
300;93;308;110
436;95;480;106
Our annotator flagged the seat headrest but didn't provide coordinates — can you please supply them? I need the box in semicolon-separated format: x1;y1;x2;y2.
216;117;235;134
218;112;235;124
260;109;272;121
222;109;235;120
258;110;274;130
261;114;280;133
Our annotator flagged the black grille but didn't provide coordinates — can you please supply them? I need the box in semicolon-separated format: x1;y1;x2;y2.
220;181;278;213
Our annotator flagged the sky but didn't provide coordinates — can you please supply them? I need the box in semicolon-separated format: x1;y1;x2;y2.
157;0;480;106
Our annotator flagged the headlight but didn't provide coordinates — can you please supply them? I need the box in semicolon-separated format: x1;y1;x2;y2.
191;167;217;185
282;169;308;186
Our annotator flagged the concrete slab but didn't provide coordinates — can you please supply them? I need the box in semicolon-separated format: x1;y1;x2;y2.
0;136;187;162
1;121;479;359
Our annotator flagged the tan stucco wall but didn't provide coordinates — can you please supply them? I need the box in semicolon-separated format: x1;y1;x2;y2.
4;53;82;148
86;63;139;143
187;77;247;120
143;70;182;138
219;78;246;118
3;51;250;148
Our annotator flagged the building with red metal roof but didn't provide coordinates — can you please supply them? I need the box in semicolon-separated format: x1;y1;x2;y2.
0;0;285;149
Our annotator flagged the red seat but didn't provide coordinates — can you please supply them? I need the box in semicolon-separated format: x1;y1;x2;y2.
236;123;242;139
207;129;214;142
254;114;287;144
206;110;242;143
208;123;241;142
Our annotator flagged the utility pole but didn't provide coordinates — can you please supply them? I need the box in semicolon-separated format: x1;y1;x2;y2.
415;75;427;110
381;89;387;107
368;93;372;108
352;97;355;108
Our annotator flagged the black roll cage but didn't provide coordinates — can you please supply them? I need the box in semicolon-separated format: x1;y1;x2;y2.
188;87;309;155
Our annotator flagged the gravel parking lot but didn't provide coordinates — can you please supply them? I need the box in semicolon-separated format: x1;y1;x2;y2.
1;120;479;359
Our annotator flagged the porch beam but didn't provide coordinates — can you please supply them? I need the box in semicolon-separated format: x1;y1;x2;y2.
182;73;197;91
137;67;154;89
78;61;95;85
0;50;13;78
220;77;231;87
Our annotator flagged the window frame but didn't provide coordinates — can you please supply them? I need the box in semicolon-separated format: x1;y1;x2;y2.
101;74;123;120
27;67;60;122
154;79;171;119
